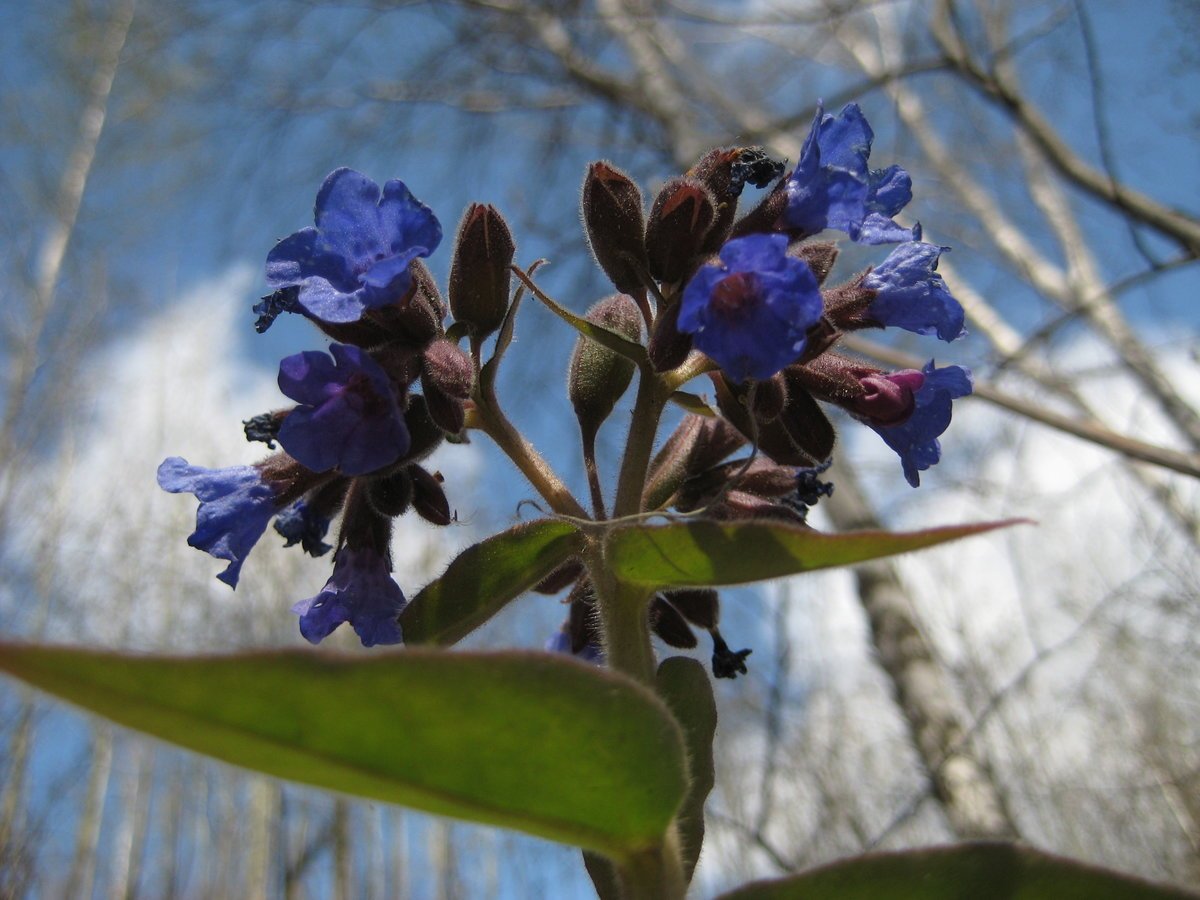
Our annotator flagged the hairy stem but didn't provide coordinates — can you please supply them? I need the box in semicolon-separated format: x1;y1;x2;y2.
613;369;670;518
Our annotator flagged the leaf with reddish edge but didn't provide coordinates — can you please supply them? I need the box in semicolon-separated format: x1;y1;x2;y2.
606;519;1029;588
0;644;687;862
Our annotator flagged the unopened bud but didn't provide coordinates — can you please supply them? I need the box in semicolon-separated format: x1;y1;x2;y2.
568;295;642;439
422;339;474;399
411;465;452;526
645;177;716;284
647;298;694;372
663;588;719;630
367;469;413;518
650;596;698;649
422;383;465;435
751;373;787;422
791;242;839;285
582;162;649;296
398;395;445;465
449;203;515;339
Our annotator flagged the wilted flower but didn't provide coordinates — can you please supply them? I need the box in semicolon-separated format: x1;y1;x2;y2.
678;233;824;382
276;343;409;476
265;168;442;324
783;103;915;245
292;547;407;647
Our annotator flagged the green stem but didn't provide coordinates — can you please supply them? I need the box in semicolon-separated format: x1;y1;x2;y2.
473;387;588;520
613;369;670;519
618;831;687;900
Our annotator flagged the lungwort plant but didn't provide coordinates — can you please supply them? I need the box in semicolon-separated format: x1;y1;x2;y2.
2;103;1191;900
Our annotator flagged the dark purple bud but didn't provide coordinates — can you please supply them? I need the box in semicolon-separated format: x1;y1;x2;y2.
731;179;789;239
581;162;649;297
411;465;452;526
650;595;698;649
790;242;840;285
752;373;787;422
687;148;742;255
532;558;584;595
762;376;837;466
664;588;719;630
647;297;694;373
717;490;808;524
645;177;716;284
449;203;515;339
398;394;446;465
422;383;465;435
643;414;747;510
568;294;643;439
366;269;442;347
410;257;447;322
422;338;474;399
367;469;414;518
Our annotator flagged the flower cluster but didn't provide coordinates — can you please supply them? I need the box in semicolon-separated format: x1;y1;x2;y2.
160;168;468;646
657;103;972;488
160;102;973;667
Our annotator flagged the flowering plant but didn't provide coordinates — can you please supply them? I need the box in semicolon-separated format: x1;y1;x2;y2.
2;105;1175;899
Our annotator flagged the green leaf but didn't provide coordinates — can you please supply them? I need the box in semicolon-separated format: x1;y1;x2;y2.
669;390;716;417
656;656;716;884
515;267;649;368
607;519;1027;588
0;644;688;861
401;519;584;646
715;842;1199;899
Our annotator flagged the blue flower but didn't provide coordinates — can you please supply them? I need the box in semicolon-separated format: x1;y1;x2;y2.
276;343;409;476
678;233;824;382
292;548;407;647
273;499;333;557
866;361;973;487
266;168;442;324
863;238;966;341
157;458;279;587
783;103;915;245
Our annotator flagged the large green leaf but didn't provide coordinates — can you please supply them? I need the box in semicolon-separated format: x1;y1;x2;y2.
0;644;687;860
715;842;1198;899
607;519;1025;588
401;519;584;646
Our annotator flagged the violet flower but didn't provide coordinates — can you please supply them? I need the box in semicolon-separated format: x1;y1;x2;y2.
864;238;966;341
292;547;407;647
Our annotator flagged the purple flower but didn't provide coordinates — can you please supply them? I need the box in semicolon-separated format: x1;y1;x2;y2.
783;103;915;245
156;458;278;587
276;343;409;476
678;233;824;382
292;548;407;647
866;361;973;487
266;168;442;324
863;239;966;341
273;499;332;557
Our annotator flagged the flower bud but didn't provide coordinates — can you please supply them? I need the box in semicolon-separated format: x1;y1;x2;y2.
422;383;465;435
568;295;643;439
422;338;474;400
644;177;716;284
449;203;515;339
367;469;413;518
663;588;719;630
647;298;694;373
752;373;787;422
790;242;839;285
760;377;836;466
581;162;649;297
687;148;742;255
643;415;746;510
650;595;698;649
398;394;445;465
411;465;452;526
